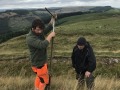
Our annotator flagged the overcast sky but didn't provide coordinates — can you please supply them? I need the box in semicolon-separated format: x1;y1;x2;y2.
0;0;120;9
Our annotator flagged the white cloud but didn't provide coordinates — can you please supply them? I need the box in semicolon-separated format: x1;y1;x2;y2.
0;0;120;9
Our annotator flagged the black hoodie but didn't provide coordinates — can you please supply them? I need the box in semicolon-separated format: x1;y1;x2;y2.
71;42;96;74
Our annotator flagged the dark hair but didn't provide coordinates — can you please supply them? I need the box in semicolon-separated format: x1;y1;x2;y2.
32;19;45;30
77;37;87;45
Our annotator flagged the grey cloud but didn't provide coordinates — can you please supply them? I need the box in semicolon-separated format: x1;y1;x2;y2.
79;0;98;1
0;0;79;4
0;0;120;9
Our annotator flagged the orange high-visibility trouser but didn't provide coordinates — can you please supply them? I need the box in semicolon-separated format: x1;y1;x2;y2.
32;63;49;90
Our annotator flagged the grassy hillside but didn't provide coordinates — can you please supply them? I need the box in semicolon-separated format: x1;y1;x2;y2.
54;12;120;57
0;10;120;75
0;11;120;59
0;10;120;90
0;60;120;90
0;6;114;43
1;75;120;90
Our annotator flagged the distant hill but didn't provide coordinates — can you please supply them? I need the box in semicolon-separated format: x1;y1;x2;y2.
0;6;114;34
90;6;112;12
0;6;118;43
0;7;120;90
0;10;120;60
48;6;113;13
0;9;6;12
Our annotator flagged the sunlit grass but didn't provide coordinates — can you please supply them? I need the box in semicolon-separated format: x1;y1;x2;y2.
0;75;120;90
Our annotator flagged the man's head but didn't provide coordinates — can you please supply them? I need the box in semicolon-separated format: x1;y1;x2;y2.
31;19;45;35
77;37;87;50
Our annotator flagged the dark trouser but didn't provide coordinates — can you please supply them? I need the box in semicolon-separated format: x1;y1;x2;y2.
76;73;95;90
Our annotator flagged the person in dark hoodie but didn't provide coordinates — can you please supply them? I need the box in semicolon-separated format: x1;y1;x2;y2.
71;37;96;90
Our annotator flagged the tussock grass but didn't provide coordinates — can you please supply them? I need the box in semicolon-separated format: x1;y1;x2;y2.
52;75;120;90
0;12;120;58
0;59;120;90
0;10;120;90
0;75;120;90
94;76;120;90
0;76;34;90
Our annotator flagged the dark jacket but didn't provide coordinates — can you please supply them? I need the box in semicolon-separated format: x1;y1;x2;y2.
71;42;96;74
26;25;52;67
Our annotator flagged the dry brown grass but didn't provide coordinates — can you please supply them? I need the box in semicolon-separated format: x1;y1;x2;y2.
52;75;120;90
0;75;120;90
0;76;34;90
94;76;120;90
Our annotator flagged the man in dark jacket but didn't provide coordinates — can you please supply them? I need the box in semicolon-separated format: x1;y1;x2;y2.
26;15;56;90
71;37;96;90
